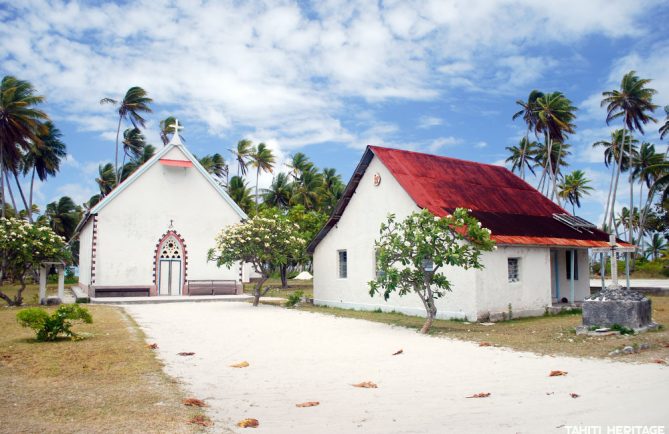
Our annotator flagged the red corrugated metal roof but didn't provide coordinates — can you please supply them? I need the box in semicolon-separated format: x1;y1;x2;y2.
160;158;193;167
369;146;626;248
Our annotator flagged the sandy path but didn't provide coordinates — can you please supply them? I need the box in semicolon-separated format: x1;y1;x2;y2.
124;302;669;434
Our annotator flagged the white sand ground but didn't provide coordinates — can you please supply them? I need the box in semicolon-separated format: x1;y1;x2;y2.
124;302;669;434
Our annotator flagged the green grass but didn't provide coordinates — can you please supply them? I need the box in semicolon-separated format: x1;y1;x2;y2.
243;278;313;299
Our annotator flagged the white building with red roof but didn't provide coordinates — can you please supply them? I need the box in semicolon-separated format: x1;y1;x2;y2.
308;146;625;321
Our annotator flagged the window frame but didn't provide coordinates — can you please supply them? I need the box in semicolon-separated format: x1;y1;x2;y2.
337;249;348;279
507;257;520;283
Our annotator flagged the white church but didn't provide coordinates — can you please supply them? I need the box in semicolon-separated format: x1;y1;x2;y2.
308;146;628;322
74;122;248;298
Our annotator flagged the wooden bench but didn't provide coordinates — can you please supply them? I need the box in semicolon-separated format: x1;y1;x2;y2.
93;286;151;298
187;280;240;296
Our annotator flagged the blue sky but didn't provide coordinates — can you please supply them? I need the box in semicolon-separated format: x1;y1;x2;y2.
1;0;669;226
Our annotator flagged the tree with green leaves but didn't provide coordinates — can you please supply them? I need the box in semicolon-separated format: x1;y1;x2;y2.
227;175;254;214
506;138;537;179
290;169;323;210
601;70;658;238
633;142;664;246
96;163;117;196
0;76;48;218
644;233;667;261
659;106;669;142
209;212;306;306
198;153;228;186
45;196;82;240
100;86;153;184
0;217;71;306
121;128;146;170
534;91;577;203
23;121;66;220
249;143;275;210
558;170;593;214
369;209;495;334
229;139;253;177
287;152;314;181
320;168;345;213
512;90;544;180
263;172;293;209
159;116;183;145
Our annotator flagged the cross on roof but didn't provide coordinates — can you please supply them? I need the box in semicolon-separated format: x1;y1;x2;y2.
168;119;184;145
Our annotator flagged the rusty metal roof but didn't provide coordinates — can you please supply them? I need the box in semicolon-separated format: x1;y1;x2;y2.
307;146;625;253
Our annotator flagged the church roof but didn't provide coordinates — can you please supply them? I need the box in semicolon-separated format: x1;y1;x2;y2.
73;134;246;239
307;146;624;253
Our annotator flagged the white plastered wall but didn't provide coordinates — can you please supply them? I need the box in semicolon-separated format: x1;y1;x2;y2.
550;248;590;303
77;219;93;288
475;246;553;320
92;145;242;287
313;155;478;320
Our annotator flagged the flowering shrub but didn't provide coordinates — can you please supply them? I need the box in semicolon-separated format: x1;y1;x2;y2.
369;209;495;333
0;217;71;306
209;212;306;306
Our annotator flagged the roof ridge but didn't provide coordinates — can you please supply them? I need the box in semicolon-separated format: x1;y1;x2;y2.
369;145;509;170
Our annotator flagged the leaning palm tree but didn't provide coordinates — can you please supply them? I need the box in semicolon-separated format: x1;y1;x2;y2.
120;144;156;181
227;175;254;214
645;233;667;261
601;71;658;238
534;141;571;194
198;153;228;185
320;167;345;213
229;139;253;177
505;138;537;179
633;143;664;246
45;196;82;240
263;172;293;209
290;169;323;210
159;116;184;145
534;91;577;203
593;129;638;226
0;76;48;218
659;105;669;142
287;152;314;181
96;163;117;196
558;170;593;214
100;86;153;184
121;128;146;173
512;90;544;180
249;143;275;209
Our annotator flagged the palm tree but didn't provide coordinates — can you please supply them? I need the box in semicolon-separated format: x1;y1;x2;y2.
229;139;253;177
287;152;314;181
558;170;593;214
660;106;669;142
505;138;537;178
534;141;571;193
121;128;146;173
120;144;156;181
633;143;664;245
263;172;293;209
290;169;323;210
0;76;48;218
601;70;658;240
45;196;82;240
96;163;117;195
534;91;577;203
249;143;275;210
198;153;228;185
227;175;254;214
100;86;153;184
22;121;66;221
159;116;183;145
512;90;544;180
644;233;667;261
593;129;639;226
320;168;345;213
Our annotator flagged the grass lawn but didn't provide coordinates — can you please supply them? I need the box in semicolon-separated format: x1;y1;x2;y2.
295;294;669;363
243;278;313;299
0;285;206;434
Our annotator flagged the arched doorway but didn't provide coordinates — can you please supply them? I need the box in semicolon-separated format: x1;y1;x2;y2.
156;233;185;295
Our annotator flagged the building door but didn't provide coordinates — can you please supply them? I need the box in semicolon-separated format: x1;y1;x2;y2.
157;235;183;295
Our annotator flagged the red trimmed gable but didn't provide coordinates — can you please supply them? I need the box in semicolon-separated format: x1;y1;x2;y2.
369;146;619;248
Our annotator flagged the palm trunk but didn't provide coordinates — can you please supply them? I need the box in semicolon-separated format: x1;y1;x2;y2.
602;162;616;228
255;167;260;211
29;167;36;217
551;140;564;206
607;121;627;231
4;171;17;212
12;168;31;222
519;129;530;180
114;115;122;185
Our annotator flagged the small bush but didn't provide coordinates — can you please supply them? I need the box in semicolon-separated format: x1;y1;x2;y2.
17;304;93;341
287;270;300;279
611;323;634;335
285;291;304;308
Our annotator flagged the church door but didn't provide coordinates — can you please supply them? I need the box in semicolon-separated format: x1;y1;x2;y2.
157;235;183;295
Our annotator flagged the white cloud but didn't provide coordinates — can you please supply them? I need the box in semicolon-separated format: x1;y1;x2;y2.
474;141;488;149
418;116;443;129
427;136;462;153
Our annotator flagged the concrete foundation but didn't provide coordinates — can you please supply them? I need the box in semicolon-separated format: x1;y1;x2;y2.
582;291;653;329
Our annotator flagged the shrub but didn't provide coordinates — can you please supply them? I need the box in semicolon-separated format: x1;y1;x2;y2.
611;323;634;335
17;304;93;341
285;291;304;308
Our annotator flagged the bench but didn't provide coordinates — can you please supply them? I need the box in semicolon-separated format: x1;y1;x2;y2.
187;280;240;296
93;286;151;298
